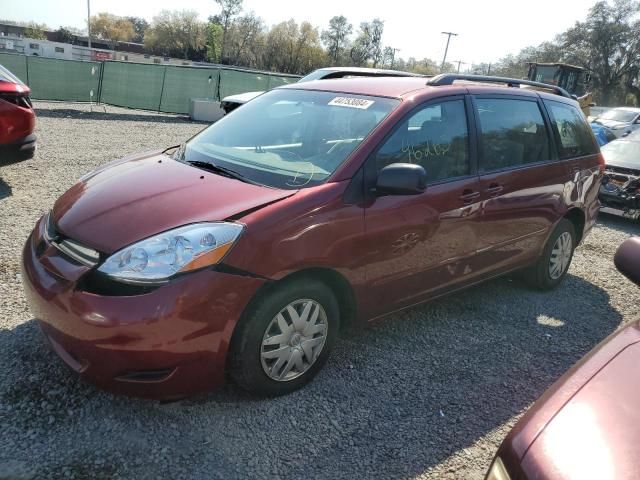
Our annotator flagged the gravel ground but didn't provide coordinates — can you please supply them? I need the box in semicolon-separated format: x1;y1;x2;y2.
1;102;639;480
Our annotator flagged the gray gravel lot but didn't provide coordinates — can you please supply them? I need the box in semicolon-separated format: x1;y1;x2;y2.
1;102;639;480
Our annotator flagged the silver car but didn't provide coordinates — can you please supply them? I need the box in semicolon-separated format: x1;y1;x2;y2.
592;107;640;138
220;67;423;114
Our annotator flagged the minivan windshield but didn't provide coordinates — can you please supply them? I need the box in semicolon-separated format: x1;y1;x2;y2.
599;109;639;123
180;89;399;189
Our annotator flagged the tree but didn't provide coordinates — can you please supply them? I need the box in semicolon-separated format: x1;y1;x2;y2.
145;10;207;60
126;16;149;43
225;13;264;66
561;0;640;105
321;16;352;65
350;19;384;67
206;18;224;63
214;0;244;63
261;19;326;74
23;22;47;40
90;13;135;49
55;27;75;44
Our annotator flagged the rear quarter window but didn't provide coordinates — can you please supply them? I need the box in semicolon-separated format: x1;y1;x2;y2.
544;100;598;159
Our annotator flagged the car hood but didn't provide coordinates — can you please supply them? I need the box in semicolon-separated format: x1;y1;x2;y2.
0;79;30;94
52;151;296;253
596;118;630;129
520;336;640;479
221;91;264;104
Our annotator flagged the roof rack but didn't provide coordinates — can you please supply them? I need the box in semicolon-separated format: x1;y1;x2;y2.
426;74;573;99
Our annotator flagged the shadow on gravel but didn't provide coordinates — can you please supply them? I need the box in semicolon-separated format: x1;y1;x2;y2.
0;177;12;200
597;212;640;236
34;107;209;125
0;274;623;479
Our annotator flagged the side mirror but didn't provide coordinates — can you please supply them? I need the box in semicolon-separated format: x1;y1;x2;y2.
614;237;640;286
376;163;427;195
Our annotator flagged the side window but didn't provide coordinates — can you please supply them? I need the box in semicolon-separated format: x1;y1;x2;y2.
476;98;551;172
544;100;598;159
374;99;470;182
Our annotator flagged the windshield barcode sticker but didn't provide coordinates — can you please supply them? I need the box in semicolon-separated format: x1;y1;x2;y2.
328;97;374;109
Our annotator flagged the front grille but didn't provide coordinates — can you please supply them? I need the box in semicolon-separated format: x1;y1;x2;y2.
54;238;100;267
0;92;32;109
44;212;100;268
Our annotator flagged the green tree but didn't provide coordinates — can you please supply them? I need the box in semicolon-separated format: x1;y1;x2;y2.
350;19;384;67
206;18;224;63
23;22;47;40
321;16;352;65
125;16;149;43
561;0;640;105
214;0;244;63
54;27;75;44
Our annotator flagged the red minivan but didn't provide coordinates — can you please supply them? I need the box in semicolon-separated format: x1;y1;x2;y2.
22;74;602;399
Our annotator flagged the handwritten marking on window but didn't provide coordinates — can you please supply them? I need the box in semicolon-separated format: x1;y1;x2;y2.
401;139;451;162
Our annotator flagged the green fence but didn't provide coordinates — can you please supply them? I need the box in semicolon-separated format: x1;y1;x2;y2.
0;52;299;114
0;52;28;83
27;56;102;102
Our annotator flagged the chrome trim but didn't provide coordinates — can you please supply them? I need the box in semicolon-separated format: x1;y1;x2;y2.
53;239;100;268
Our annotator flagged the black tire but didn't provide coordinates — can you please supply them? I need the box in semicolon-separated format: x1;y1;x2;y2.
228;278;339;396
523;218;576;290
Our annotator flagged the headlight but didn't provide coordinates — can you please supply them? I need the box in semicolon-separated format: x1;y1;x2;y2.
611;125;626;130
486;457;511;480
98;222;244;284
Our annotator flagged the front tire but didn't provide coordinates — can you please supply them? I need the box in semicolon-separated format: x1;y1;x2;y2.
524;218;576;290
228;279;339;396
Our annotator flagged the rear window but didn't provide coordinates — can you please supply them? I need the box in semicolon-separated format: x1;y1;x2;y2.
544;100;598;159
475;98;551;171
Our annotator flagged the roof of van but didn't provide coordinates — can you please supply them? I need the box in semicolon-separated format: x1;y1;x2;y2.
280;76;575;103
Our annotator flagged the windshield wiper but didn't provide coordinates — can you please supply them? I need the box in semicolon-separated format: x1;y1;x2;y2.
185;159;259;185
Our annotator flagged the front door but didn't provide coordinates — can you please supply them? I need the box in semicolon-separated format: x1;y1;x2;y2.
361;98;483;319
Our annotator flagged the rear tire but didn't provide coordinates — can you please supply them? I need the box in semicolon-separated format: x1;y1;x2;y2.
228;279;339;396
523;219;576;290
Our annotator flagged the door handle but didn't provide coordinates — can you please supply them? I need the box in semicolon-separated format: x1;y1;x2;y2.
485;183;504;197
460;189;480;205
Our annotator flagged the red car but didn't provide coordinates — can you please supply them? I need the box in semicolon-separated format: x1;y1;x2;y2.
22;74;602;399
486;236;640;480
0;64;36;159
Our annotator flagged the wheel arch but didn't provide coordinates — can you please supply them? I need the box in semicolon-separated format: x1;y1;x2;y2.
229;267;357;352
564;207;586;245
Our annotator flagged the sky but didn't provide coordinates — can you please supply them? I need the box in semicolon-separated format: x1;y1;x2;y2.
3;0;595;64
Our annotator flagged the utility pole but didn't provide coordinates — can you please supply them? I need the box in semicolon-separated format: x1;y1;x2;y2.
440;31;458;72
453;60;466;73
87;0;92;51
390;48;400;69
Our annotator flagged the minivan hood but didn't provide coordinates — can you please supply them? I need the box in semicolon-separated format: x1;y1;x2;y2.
521;338;640;479
52;153;296;253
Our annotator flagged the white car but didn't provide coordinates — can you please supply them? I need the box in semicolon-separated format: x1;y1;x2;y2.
220;66;423;114
592;107;640;138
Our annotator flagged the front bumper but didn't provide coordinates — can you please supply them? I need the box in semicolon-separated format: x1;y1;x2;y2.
22;215;265;399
